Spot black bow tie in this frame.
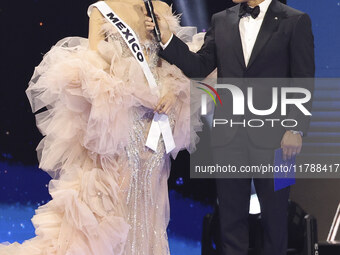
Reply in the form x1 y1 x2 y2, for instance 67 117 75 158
239 3 260 19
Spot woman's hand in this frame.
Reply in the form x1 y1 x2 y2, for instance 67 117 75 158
144 8 172 45
154 91 177 115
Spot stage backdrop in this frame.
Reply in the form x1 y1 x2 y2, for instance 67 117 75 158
287 0 340 242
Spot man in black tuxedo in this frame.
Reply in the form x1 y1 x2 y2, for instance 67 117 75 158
146 0 314 254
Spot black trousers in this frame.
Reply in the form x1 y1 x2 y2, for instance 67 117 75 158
213 127 290 255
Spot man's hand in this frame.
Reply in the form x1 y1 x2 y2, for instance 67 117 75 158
281 131 303 161
154 91 177 115
144 8 172 44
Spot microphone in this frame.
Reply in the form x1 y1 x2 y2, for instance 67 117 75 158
144 0 162 43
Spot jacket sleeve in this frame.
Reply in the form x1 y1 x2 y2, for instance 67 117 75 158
289 13 315 78
287 13 315 135
158 15 217 79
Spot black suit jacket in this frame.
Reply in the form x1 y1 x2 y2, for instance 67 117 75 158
159 0 315 148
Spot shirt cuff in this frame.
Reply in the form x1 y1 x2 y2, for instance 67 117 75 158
160 34 174 49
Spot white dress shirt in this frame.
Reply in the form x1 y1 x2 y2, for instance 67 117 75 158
239 0 272 67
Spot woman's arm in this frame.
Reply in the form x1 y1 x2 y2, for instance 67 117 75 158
88 7 105 51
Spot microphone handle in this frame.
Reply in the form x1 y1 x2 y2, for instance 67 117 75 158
144 0 162 42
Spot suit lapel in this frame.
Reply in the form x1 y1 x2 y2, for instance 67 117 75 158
229 5 247 70
247 0 282 69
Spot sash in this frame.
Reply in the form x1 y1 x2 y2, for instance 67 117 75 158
88 2 175 154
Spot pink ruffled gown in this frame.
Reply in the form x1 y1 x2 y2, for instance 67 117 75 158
0 3 206 255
